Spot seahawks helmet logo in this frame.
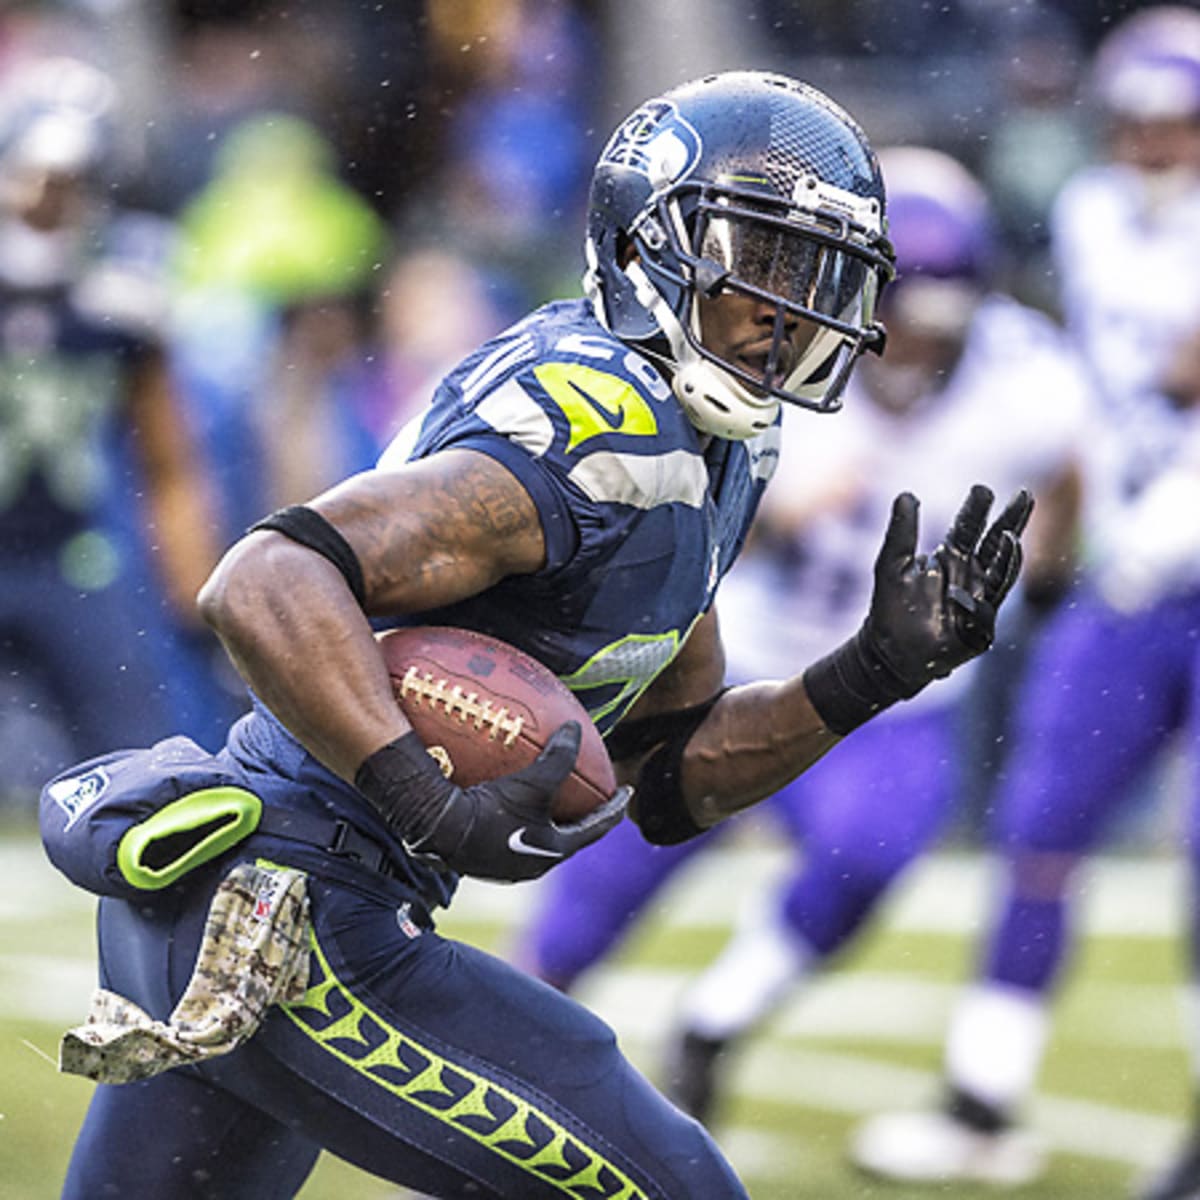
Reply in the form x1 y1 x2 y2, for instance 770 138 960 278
599 99 701 188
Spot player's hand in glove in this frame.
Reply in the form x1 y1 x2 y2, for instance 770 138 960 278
804 484 1034 735
355 722 629 882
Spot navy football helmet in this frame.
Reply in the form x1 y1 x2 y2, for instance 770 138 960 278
584 70 895 439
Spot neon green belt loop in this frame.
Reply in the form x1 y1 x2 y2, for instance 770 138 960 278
116 787 263 891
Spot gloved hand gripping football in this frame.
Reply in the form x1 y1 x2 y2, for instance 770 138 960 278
804 484 1034 735
355 722 629 882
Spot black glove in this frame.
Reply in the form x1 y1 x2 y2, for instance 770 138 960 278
354 722 630 882
804 484 1034 735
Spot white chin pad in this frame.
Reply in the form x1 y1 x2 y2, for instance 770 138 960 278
673 359 779 440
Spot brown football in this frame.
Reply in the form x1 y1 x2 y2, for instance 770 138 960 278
376 625 616 823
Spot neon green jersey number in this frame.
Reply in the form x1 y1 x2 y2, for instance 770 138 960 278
560 629 685 729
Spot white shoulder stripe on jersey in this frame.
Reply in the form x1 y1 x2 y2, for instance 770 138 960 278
376 411 427 468
461 333 537 406
474 377 556 455
570 449 708 510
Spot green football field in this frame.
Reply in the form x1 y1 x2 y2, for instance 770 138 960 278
2 813 1192 1199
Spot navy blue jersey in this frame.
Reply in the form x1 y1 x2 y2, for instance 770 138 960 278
384 298 781 731
233 298 780 908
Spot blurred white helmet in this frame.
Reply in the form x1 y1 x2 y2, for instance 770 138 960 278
875 146 994 340
1092 6 1200 122
0 56 116 178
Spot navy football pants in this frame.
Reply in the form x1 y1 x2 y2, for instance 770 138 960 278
62 863 747 1199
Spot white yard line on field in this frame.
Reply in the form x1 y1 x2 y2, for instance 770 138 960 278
0 842 94 922
578 967 1187 1051
5 833 1185 938
715 1047 1182 1179
0 955 95 1023
446 843 1187 938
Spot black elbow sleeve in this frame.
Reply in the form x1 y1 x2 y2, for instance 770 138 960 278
629 737 706 845
617 689 727 846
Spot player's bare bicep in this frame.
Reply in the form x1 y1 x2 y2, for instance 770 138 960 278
311 450 547 613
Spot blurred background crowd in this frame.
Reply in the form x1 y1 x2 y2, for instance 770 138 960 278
0 0 1179 807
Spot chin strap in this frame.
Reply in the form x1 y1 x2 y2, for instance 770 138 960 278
623 261 778 440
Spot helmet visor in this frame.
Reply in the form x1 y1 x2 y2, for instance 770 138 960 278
698 208 879 328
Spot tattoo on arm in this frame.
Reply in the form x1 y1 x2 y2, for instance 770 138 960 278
315 450 547 614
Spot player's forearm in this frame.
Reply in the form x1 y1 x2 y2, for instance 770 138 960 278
198 533 411 780
680 677 839 827
200 451 549 784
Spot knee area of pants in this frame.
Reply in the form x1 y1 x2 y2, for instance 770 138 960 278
800 844 913 898
653 1123 746 1197
1006 850 1079 901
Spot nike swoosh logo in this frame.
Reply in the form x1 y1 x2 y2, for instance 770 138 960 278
567 379 626 429
507 828 564 858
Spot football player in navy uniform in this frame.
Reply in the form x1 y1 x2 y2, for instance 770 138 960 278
42 72 1030 1199
852 10 1200 1195
512 145 1086 1127
0 56 221 797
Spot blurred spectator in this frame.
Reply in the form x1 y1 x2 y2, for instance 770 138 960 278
134 3 294 214
400 0 600 306
851 9 1200 1195
175 112 388 304
979 5 1092 311
358 245 521 445
253 295 381 510
250 244 519 509
169 110 390 530
116 2 430 221
0 53 224 804
511 147 1086 1132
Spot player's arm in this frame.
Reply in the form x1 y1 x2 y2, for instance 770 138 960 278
610 605 840 839
200 449 542 776
199 448 627 881
617 486 1034 844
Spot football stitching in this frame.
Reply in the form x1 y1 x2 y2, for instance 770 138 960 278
399 667 526 746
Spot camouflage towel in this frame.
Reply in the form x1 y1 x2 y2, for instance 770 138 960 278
59 862 310 1084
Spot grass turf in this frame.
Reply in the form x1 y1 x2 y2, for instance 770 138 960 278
1 821 1189 1199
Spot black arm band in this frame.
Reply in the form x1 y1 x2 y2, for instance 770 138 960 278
250 505 367 607
802 627 916 737
620 690 727 846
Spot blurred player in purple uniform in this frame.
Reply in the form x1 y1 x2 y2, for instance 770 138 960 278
853 9 1200 1194
515 146 1085 1125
